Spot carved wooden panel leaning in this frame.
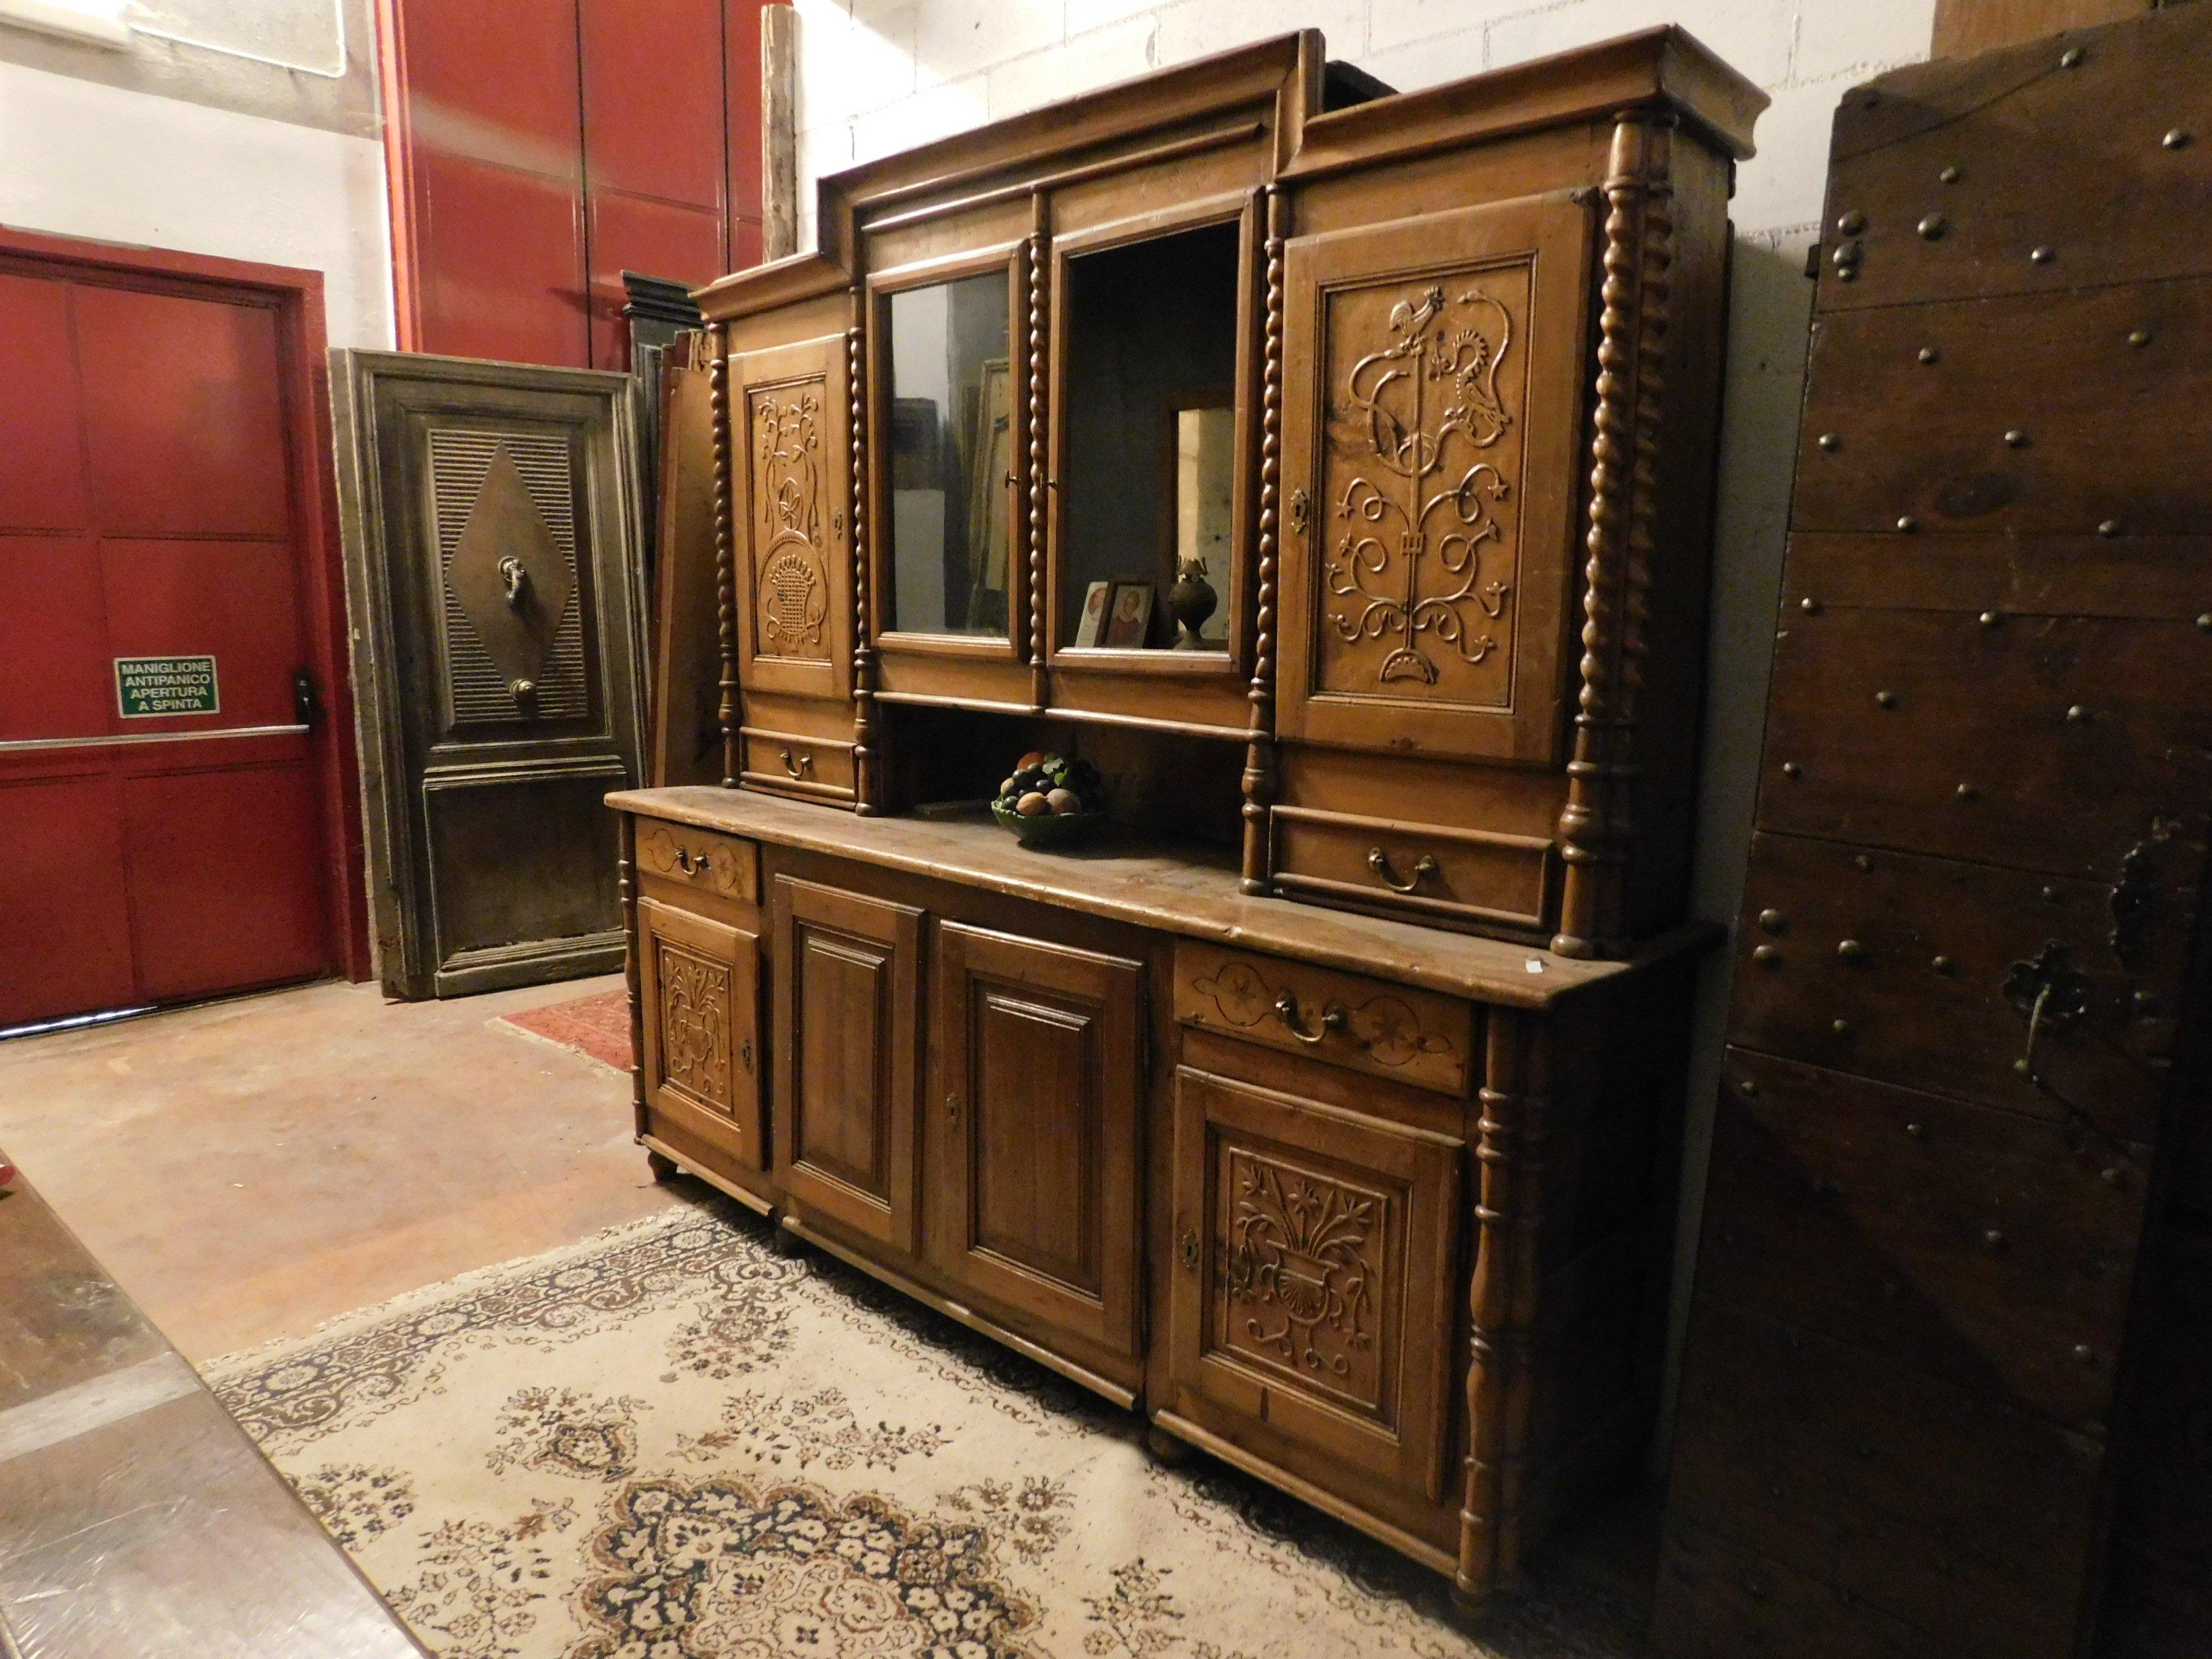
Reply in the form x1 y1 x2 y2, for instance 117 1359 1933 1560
927 921 1145 1360
1168 1065 1462 1504
1277 192 1593 765
769 874 921 1251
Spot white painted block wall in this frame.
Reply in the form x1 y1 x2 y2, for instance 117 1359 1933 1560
789 0 1940 1446
0 58 393 349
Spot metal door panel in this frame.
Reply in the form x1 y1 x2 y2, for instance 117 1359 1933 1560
0 272 89 530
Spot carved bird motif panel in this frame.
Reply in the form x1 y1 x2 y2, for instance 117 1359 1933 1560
1311 262 1534 708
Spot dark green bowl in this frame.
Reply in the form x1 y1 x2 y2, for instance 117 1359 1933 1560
991 798 1106 849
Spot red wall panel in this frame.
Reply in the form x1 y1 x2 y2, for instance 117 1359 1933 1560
0 773 136 1025
581 0 726 209
586 190 726 367
0 534 110 742
77 286 290 538
415 151 590 367
384 0 765 368
0 274 89 531
123 762 329 1002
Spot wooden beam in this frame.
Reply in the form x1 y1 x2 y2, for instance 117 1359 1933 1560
762 3 798 259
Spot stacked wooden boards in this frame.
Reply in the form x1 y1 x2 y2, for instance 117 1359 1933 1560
1654 9 2212 1656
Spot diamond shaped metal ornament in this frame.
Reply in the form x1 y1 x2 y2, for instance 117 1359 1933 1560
448 442 575 704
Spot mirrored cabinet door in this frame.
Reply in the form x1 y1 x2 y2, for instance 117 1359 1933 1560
876 264 1019 644
1050 213 1248 663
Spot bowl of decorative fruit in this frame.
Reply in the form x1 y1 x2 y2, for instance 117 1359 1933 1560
991 752 1107 848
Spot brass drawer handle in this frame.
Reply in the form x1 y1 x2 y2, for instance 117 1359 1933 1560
674 847 710 876
779 747 814 779
1273 990 1347 1044
1180 1229 1200 1272
1368 847 1439 895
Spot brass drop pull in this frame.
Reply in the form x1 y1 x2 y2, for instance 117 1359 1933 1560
674 847 710 876
1179 1229 1200 1272
779 747 814 779
1368 848 1439 894
498 556 529 608
1273 989 1347 1044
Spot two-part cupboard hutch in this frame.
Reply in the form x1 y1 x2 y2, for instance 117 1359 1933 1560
613 25 1762 1607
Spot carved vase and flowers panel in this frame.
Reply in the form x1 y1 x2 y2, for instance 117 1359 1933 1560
1277 194 1593 764
657 938 735 1113
1315 269 1532 706
1214 1148 1394 1418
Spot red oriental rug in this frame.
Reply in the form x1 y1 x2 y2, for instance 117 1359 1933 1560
492 986 632 1073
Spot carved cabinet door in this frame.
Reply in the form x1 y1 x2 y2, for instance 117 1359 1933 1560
1168 1066 1463 1501
729 334 855 702
1275 193 1594 764
770 875 921 1252
637 897 762 1168
925 922 1144 1361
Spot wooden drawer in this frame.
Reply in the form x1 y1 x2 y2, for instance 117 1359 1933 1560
1166 1066 1463 1505
635 818 759 903
1270 804 1554 934
739 726 856 803
1702 1049 2146 1432
1731 830 2186 1146
1174 941 1475 1096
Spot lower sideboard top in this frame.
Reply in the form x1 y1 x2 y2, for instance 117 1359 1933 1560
609 785 1716 1009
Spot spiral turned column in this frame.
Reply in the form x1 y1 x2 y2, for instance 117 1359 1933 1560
1026 192 1050 710
1553 115 1673 959
1240 186 1287 895
848 313 880 813
709 327 739 789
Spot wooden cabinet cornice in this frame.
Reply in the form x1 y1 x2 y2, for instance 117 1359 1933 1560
635 22 1759 1612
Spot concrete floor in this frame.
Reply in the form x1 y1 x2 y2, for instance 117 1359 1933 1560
0 974 684 1365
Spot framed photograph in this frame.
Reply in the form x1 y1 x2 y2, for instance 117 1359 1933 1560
1072 579 1113 648
1103 580 1155 649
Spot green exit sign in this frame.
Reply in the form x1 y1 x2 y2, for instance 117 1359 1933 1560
115 655 220 718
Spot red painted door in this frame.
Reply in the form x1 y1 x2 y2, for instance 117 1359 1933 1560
0 266 335 1029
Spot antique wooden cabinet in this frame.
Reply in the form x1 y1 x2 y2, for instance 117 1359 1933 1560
1653 10 2212 1658
619 26 1762 1603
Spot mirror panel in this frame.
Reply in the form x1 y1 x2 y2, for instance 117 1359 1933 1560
884 268 1014 638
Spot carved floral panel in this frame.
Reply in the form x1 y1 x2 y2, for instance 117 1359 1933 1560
1309 261 1534 708
1210 1145 1397 1422
747 377 833 663
656 937 733 1113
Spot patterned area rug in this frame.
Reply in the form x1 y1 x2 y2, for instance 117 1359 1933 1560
206 1200 1643 1659
493 989 632 1073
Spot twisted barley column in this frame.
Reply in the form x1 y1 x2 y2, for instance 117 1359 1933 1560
848 316 880 813
709 328 739 788
1458 1010 1553 1609
1240 187 1286 895
1553 115 1673 958
1027 194 1050 709
619 814 647 1137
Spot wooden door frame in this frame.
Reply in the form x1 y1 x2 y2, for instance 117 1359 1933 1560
0 226 373 983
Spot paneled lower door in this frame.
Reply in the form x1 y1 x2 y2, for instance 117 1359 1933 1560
331 351 645 998
926 921 1143 1359
770 875 922 1251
